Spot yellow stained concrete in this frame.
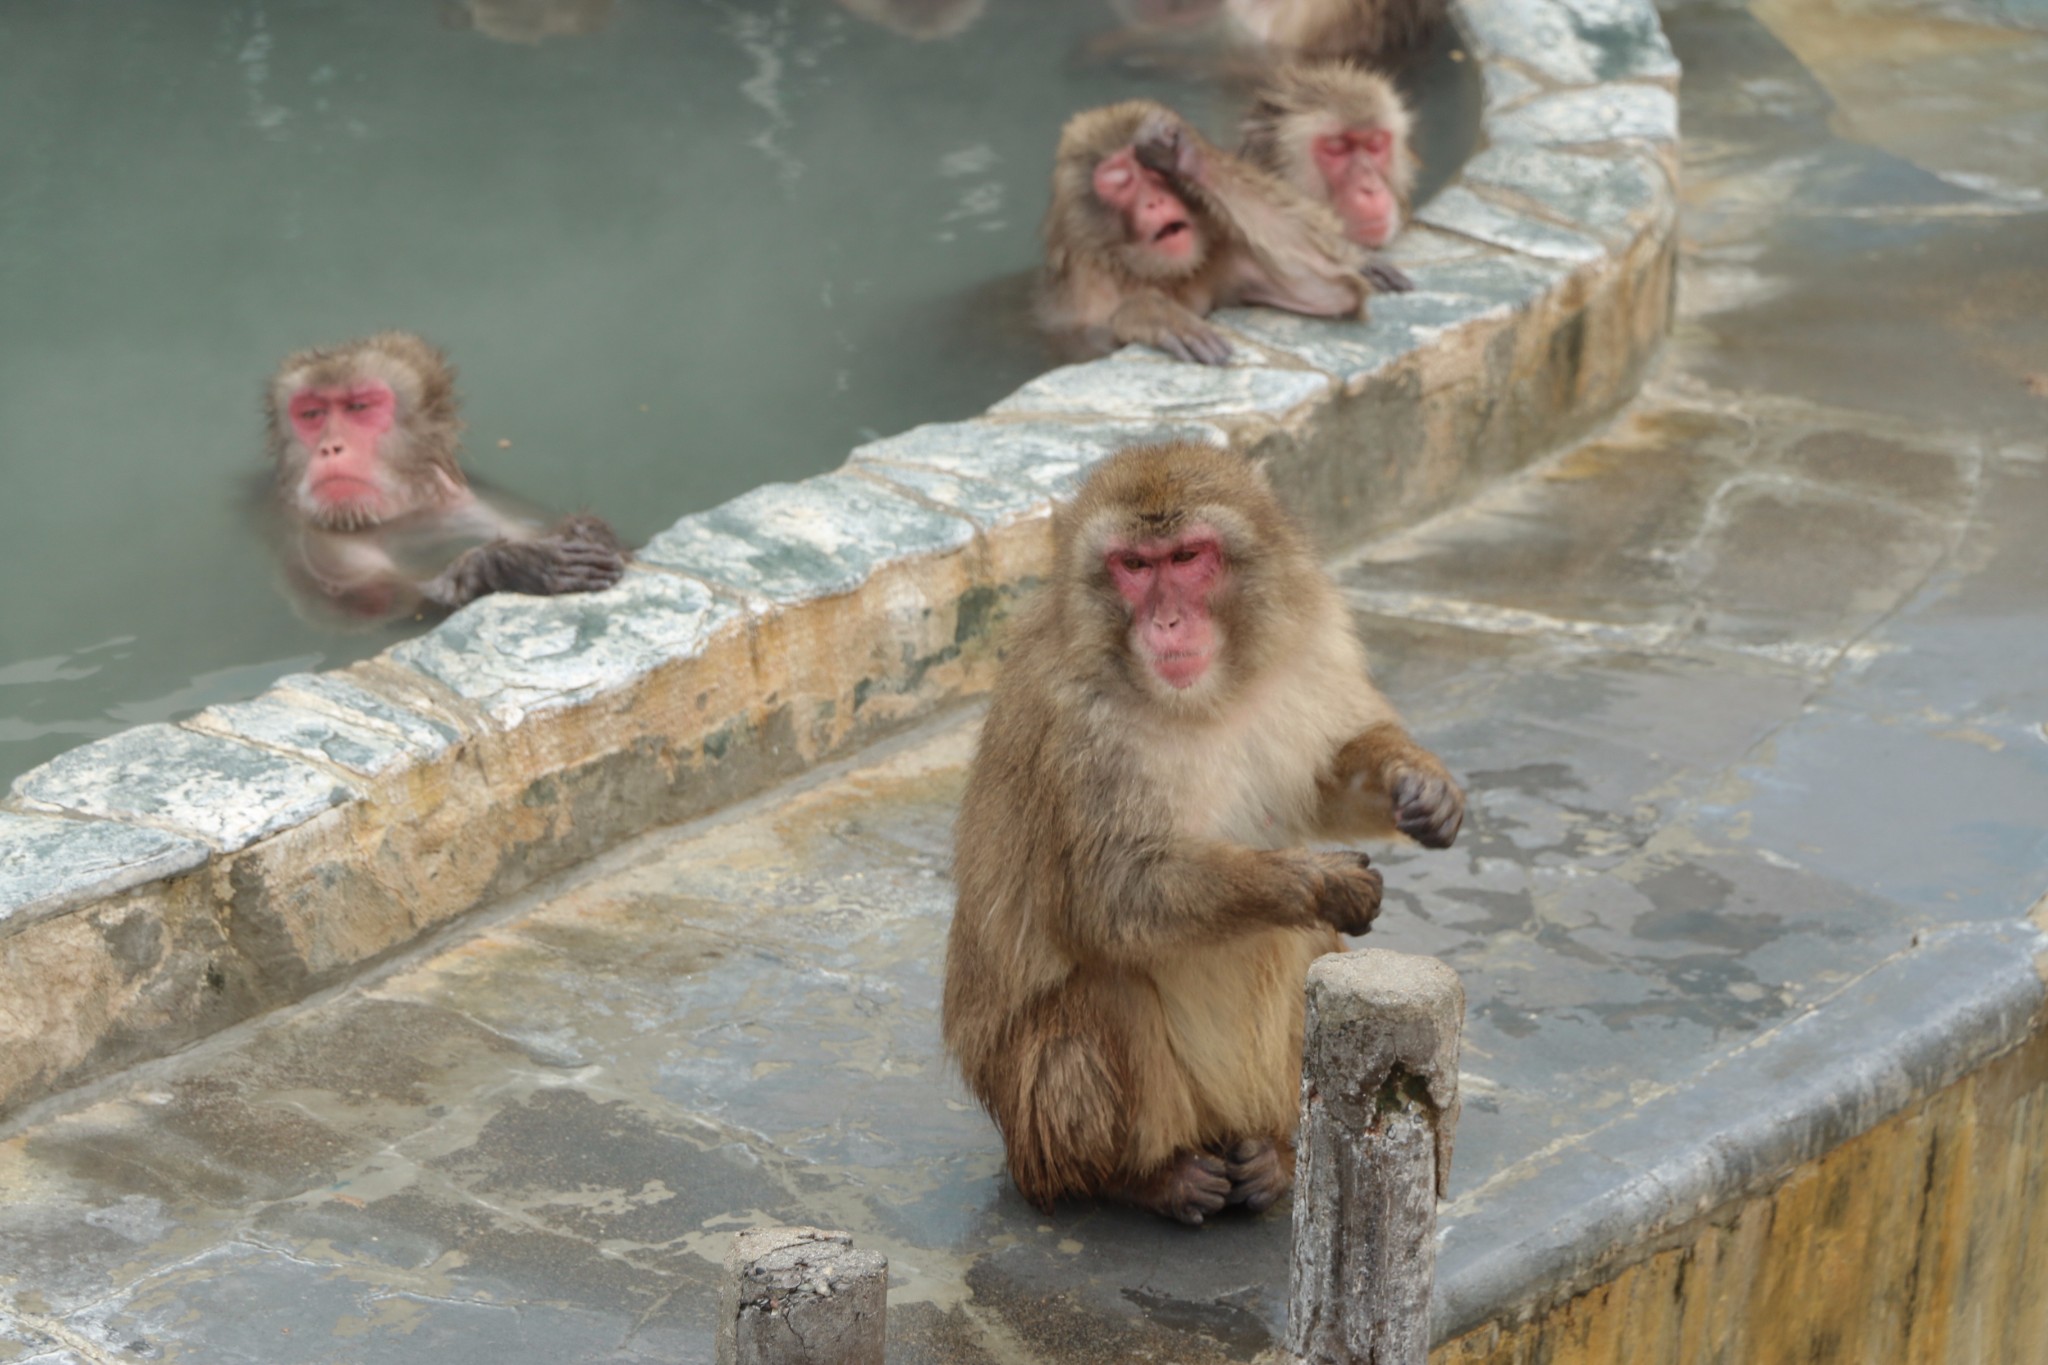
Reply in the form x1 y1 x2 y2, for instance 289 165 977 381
1436 1023 2048 1365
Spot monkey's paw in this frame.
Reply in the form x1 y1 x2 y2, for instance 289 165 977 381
1308 851 1382 935
1132 112 1200 182
536 536 628 594
1362 261 1416 294
1391 768 1465 849
1222 1139 1292 1214
1130 1151 1232 1227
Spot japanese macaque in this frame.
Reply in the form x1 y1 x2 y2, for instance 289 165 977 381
264 332 626 625
1039 102 1381 366
1241 62 1417 269
833 0 986 40
942 442 1464 1224
440 0 614 43
1087 0 1447 71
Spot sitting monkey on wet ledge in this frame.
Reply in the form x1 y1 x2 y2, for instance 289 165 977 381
262 331 627 626
943 442 1464 1224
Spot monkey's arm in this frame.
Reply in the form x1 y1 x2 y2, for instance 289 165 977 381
1059 827 1384 960
1133 111 1369 318
1319 721 1465 848
1107 290 1235 366
424 514 628 608
1043 259 1234 365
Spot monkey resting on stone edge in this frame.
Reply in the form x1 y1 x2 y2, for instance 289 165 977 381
942 442 1465 1225
1037 100 1404 368
1241 60 1418 284
264 331 627 626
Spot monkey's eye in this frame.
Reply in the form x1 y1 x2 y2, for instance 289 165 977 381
296 408 323 422
1169 547 1199 564
1120 555 1148 573
344 400 369 412
1316 134 1349 158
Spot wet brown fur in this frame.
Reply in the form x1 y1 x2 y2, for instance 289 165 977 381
942 442 1464 1220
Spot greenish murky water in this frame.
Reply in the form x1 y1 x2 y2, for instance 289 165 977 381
0 0 1478 786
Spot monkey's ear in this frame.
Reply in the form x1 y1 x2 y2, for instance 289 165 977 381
1246 456 1277 490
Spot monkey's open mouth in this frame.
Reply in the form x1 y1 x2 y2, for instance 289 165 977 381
1153 220 1191 244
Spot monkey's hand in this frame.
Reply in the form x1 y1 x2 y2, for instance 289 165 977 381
1304 850 1383 935
1389 763 1465 849
547 512 630 557
1109 292 1234 366
432 531 627 606
1362 261 1416 294
1132 109 1203 186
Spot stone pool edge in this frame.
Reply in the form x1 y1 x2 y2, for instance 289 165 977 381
0 0 1680 1136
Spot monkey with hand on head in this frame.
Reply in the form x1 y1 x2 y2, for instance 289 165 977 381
1241 61 1418 289
1038 101 1385 367
942 442 1464 1225
264 331 626 626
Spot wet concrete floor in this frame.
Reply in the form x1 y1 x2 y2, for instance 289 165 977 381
3 1 2047 1360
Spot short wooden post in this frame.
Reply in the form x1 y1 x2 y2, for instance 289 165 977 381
716 1226 887 1365
1288 949 1464 1365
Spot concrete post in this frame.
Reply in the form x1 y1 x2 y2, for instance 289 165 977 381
716 1226 888 1365
1288 949 1465 1365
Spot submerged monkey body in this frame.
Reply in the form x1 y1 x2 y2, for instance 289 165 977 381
944 443 1462 1222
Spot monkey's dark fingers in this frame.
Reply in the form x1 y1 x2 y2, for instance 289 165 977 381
1188 328 1234 366
1392 772 1465 849
1363 262 1416 294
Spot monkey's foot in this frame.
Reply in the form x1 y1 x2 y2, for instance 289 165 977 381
1121 1151 1230 1226
1221 1138 1292 1214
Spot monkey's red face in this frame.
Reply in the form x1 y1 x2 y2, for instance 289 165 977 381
1107 532 1224 691
1313 129 1401 249
1094 149 1200 265
288 381 400 526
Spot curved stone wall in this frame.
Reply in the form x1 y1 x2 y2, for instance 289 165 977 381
0 0 1680 1119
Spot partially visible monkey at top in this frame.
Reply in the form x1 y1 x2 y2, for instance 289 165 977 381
1038 101 1398 366
943 442 1465 1225
441 0 614 44
263 331 627 626
1241 61 1418 259
1089 0 1447 70
833 0 987 40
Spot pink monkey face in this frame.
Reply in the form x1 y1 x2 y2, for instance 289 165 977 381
289 381 398 521
1107 532 1225 691
1093 148 1200 263
1313 129 1401 249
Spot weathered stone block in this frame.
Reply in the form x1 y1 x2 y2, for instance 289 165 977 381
1419 186 1610 263
990 351 1332 421
0 812 209 939
190 691 439 779
11 726 358 852
640 474 975 606
390 569 740 730
1218 292 1508 389
1463 145 1668 245
1403 253 1575 300
1488 84 1681 147
1458 0 1679 87
848 416 1232 530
